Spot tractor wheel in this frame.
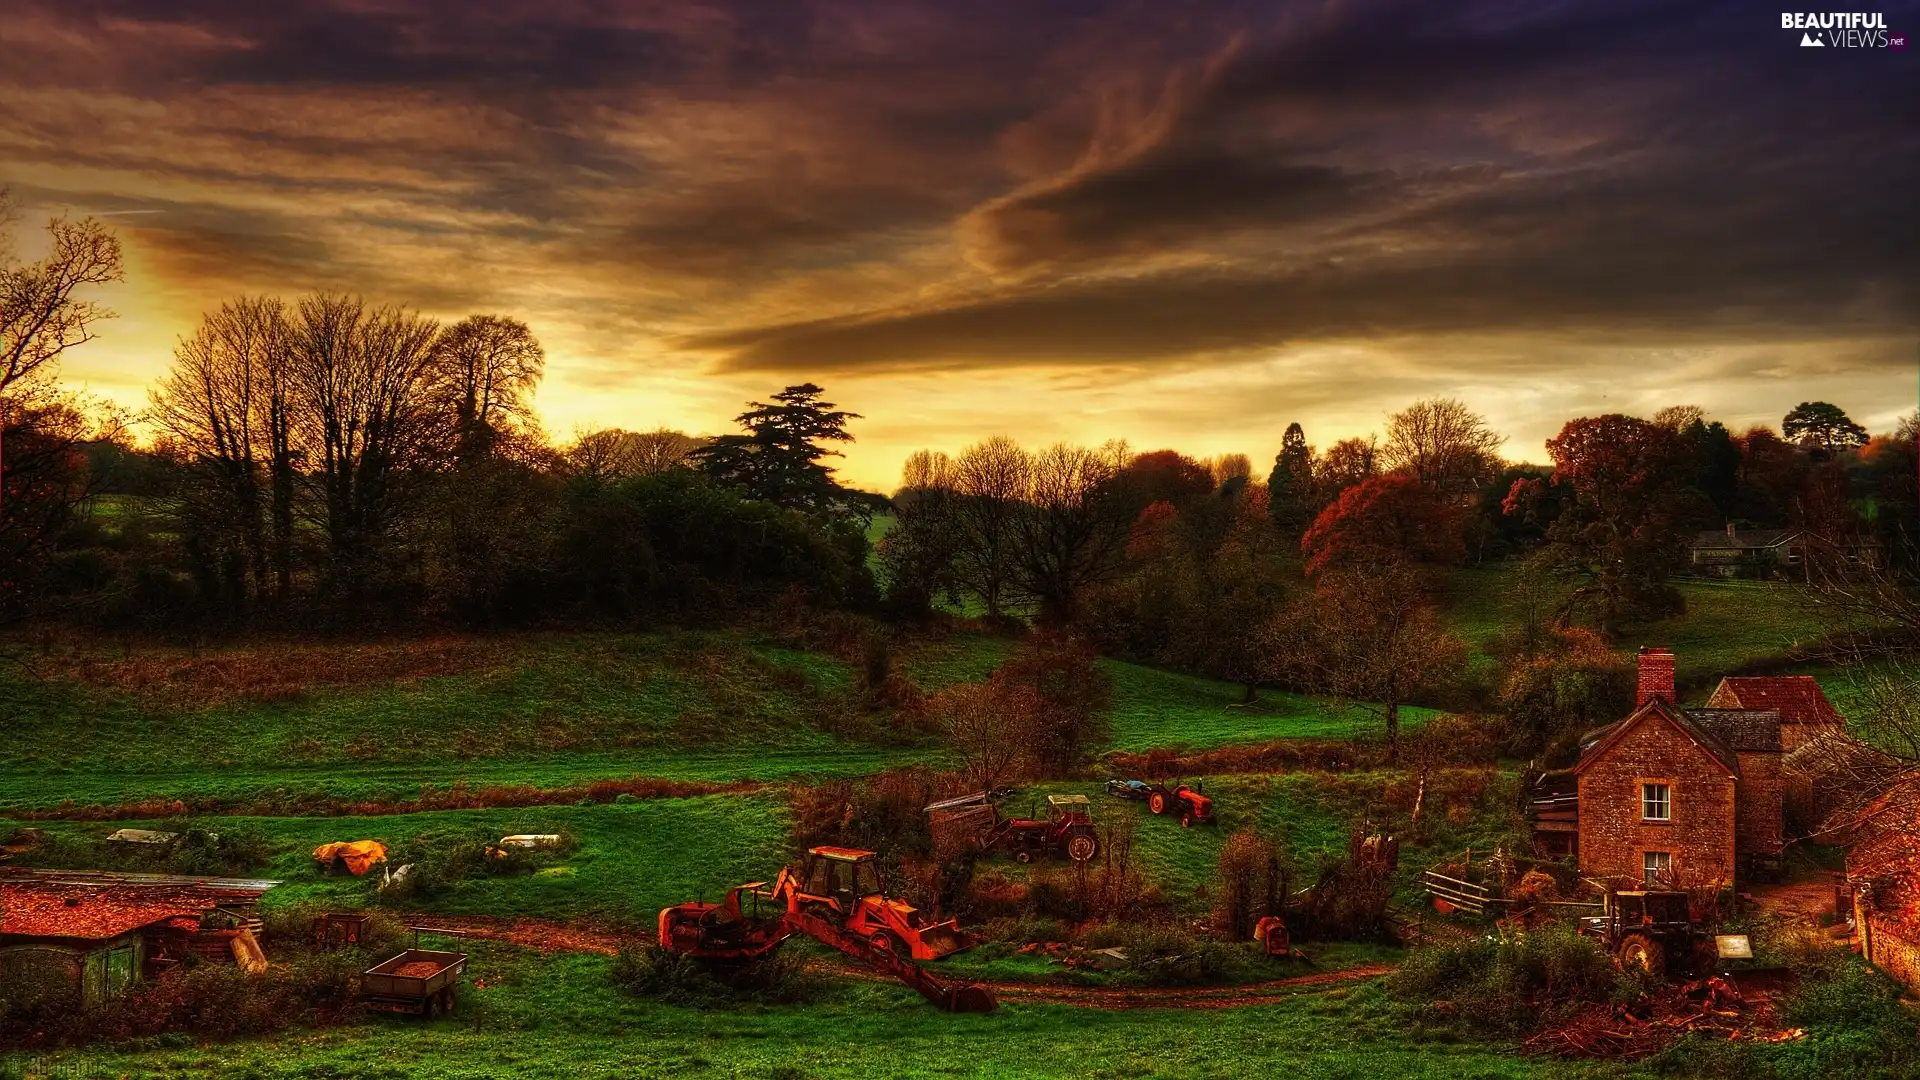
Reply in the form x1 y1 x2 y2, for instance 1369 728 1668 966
1180 813 1193 829
1148 792 1167 815
440 989 456 1017
869 930 908 960
1014 850 1032 864
1617 933 1667 978
1066 834 1097 862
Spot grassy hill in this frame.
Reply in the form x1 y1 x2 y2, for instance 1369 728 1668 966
1439 566 1834 691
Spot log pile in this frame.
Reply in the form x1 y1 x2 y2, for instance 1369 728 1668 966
1523 976 1806 1059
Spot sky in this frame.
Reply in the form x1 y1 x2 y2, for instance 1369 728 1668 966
2 0 1915 492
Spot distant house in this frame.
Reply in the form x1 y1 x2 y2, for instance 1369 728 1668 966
1689 524 1883 579
1689 525 1803 578
1528 649 1844 889
0 870 278 1008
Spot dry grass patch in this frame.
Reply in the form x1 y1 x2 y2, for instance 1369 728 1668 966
44 637 514 708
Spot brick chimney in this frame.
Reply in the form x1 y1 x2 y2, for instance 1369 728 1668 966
1637 647 1675 707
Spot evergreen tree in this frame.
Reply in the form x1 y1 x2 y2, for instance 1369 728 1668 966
1783 401 1869 458
694 383 864 514
1267 422 1315 538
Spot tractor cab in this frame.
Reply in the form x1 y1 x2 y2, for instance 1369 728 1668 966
1047 794 1093 826
789 846 884 919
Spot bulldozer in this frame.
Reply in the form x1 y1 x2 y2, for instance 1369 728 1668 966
658 847 995 1012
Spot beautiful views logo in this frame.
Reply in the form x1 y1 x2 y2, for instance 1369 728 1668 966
1781 11 1906 47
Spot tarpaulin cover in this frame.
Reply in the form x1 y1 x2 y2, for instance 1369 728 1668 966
313 841 388 876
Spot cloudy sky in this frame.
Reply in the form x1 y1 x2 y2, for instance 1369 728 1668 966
3 0 1915 490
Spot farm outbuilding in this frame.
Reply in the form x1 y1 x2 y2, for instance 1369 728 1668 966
0 869 279 1008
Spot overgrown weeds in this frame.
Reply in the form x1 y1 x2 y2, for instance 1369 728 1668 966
1387 925 1620 1036
608 943 827 1007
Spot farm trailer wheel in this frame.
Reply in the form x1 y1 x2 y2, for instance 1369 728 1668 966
1617 933 1667 978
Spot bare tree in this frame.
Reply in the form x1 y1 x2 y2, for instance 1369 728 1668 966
149 297 293 602
1317 436 1381 499
564 427 702 480
0 196 123 396
1270 560 1468 757
1380 398 1503 498
429 314 544 462
1011 440 1134 625
287 294 445 594
1210 453 1253 487
932 681 1029 791
951 435 1029 619
1652 404 1705 432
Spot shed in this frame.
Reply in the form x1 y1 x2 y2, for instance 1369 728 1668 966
0 869 279 1007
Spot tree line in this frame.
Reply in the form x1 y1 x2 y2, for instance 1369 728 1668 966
4 200 1916 746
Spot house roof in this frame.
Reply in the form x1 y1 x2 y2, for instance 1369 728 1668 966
1690 529 1799 551
1575 701 1741 777
0 882 216 941
1709 676 1843 726
1686 709 1785 752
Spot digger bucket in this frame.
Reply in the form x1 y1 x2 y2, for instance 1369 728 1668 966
911 919 974 961
944 982 998 1013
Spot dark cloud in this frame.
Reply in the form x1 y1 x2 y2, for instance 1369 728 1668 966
3 0 1914 426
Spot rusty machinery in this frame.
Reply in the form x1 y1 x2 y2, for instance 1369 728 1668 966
659 847 996 1012
1578 889 1703 978
1104 778 1216 827
926 791 1100 864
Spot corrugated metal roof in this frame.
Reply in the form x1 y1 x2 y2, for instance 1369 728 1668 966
0 868 281 895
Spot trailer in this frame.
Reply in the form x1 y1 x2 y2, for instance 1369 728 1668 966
360 948 468 1017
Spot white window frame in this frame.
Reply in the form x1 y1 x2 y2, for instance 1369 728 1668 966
1643 851 1671 884
1641 782 1671 822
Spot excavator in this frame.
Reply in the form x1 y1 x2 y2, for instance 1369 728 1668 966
659 846 997 1012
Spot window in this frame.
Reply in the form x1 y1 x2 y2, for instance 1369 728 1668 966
1642 782 1671 821
1643 851 1672 884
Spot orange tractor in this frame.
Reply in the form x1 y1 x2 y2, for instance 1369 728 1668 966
658 846 995 1012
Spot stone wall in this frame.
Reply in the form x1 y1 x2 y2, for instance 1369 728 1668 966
1733 750 1785 861
1578 714 1736 888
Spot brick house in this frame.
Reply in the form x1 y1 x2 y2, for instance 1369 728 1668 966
1531 648 1810 890
1706 674 1846 830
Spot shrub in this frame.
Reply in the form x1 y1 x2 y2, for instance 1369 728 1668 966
991 634 1111 776
609 943 825 1007
1389 925 1617 1035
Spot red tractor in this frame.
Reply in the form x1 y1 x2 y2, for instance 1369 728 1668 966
925 792 1100 863
1105 778 1215 827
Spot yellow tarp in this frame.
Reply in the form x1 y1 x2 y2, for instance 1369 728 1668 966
313 840 388 876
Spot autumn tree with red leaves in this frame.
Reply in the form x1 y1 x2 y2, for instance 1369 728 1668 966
1300 472 1466 576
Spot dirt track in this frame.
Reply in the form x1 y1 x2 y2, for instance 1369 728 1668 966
399 914 1395 1009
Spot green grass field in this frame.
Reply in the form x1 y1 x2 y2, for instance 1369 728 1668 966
32 941 1626 1080
1439 566 1834 690
0 568 1876 1079
3 795 791 929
